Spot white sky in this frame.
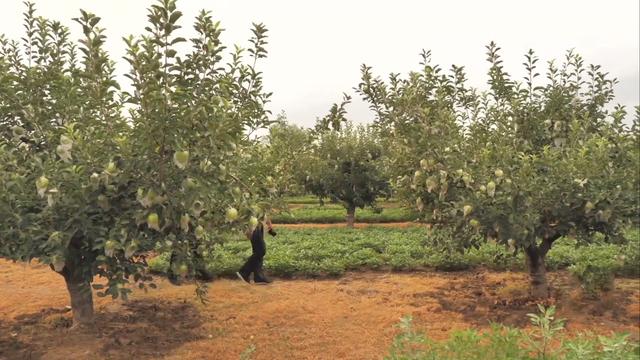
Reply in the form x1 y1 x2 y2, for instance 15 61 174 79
3 1 639 127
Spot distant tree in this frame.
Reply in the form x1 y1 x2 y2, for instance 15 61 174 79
262 118 314 196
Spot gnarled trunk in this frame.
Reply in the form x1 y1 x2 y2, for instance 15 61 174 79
346 205 355 228
63 270 95 327
525 234 561 298
526 247 549 298
57 233 96 328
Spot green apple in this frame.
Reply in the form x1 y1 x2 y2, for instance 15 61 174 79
178 264 189 276
11 126 25 137
104 239 118 257
225 207 239 221
584 201 595 214
147 212 160 230
195 225 205 239
105 161 117 175
173 151 189 169
183 178 197 190
105 240 117 250
463 205 473 217
60 135 73 147
36 176 49 197
487 181 496 197
249 216 258 229
191 200 204 217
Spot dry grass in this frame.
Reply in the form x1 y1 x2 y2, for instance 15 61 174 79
1 260 638 359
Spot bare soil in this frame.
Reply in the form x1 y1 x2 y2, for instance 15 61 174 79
1 259 638 360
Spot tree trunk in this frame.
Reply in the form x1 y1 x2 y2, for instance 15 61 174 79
525 246 549 298
346 206 355 228
54 233 96 328
63 270 95 328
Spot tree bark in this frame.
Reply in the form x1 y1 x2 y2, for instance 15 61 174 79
525 245 549 298
346 205 355 228
53 233 96 328
63 269 95 328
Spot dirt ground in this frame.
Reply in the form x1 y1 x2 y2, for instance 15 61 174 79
1 259 638 360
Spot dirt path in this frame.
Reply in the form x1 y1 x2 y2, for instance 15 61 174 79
1 260 638 360
275 222 423 229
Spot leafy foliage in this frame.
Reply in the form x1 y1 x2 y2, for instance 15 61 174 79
305 110 390 225
569 249 619 296
0 0 274 323
272 202 418 223
385 305 639 359
260 119 315 196
148 227 637 279
358 44 639 295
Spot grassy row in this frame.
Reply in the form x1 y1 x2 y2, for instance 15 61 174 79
273 204 419 223
149 227 639 279
283 195 323 204
284 195 404 206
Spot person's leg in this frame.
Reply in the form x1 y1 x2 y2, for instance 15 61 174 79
252 235 270 284
167 251 181 285
253 256 271 284
237 254 257 283
238 225 267 283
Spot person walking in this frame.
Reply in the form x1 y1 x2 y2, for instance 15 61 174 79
236 216 276 284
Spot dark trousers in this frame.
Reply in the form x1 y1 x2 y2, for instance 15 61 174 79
239 225 267 279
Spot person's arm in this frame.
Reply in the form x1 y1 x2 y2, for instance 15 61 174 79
265 218 276 236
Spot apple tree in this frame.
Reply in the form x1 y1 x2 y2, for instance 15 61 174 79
358 45 639 297
304 96 390 227
0 0 273 326
261 119 315 196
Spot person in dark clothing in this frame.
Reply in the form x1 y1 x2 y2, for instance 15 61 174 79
236 217 276 284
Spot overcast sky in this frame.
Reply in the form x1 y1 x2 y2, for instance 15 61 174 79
3 1 639 127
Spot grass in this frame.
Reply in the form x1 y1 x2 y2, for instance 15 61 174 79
284 195 323 205
386 306 639 359
273 202 419 223
284 195 403 205
149 227 640 280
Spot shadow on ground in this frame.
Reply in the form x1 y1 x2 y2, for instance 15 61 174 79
411 271 638 331
0 299 205 360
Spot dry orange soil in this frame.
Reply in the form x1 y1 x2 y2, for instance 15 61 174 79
1 259 638 360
